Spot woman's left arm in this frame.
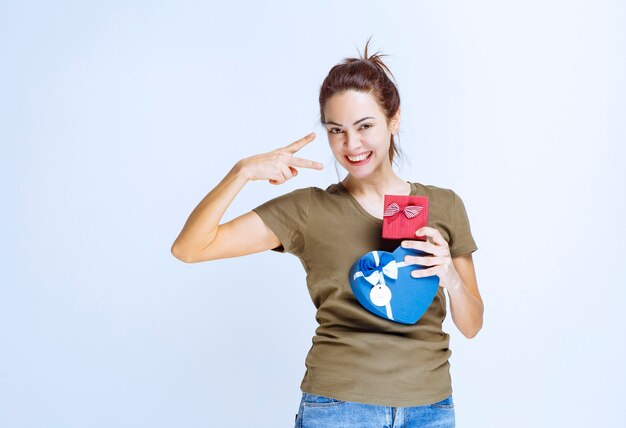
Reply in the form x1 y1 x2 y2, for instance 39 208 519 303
447 253 483 338
401 226 483 339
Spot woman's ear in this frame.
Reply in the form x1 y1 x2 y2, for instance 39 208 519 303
389 107 401 134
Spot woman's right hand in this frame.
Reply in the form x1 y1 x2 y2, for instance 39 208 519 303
238 132 324 185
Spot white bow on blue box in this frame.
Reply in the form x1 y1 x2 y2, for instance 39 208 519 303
348 246 440 325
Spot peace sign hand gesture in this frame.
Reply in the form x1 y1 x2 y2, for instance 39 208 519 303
239 132 324 185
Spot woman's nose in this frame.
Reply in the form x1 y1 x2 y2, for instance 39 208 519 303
343 130 361 150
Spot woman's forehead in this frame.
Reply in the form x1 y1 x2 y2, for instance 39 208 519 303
324 90 383 123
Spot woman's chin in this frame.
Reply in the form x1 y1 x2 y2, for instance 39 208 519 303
344 167 377 181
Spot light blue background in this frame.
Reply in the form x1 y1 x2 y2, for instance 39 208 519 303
2 1 624 427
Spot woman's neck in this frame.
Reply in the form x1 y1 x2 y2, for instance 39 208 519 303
342 173 410 199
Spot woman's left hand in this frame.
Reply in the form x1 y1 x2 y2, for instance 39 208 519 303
400 226 460 291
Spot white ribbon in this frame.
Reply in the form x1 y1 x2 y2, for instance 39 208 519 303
352 251 410 321
363 258 398 286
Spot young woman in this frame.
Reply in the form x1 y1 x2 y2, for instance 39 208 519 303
172 39 482 428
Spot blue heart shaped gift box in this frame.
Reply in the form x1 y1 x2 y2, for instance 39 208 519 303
349 246 440 325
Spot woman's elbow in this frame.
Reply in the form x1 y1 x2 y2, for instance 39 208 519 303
171 242 197 263
462 322 483 339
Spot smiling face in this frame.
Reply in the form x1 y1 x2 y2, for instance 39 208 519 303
323 89 400 180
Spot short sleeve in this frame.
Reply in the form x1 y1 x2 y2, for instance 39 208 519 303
448 190 478 257
251 187 312 256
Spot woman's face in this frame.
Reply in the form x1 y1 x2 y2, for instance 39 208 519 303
323 89 399 180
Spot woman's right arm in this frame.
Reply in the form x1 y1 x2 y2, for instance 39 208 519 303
170 132 323 263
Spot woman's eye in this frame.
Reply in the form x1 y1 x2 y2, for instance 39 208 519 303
328 124 371 134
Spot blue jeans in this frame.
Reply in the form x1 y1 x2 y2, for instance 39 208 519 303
294 392 455 428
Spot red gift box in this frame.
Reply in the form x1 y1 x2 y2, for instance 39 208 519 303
382 194 429 240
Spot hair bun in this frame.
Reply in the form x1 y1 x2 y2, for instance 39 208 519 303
360 36 397 82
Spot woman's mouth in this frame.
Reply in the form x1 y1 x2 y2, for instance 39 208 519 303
346 151 373 165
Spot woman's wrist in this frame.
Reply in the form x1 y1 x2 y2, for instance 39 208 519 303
232 159 252 182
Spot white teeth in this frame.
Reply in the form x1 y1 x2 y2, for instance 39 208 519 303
347 151 372 162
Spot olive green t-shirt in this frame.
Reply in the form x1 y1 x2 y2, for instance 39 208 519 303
252 181 478 406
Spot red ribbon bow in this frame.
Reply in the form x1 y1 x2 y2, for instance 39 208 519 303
383 202 423 219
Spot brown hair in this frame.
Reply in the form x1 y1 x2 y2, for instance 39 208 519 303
319 35 403 168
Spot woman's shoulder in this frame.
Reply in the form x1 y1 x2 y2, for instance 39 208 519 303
412 181 457 199
293 182 345 197
258 184 338 206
